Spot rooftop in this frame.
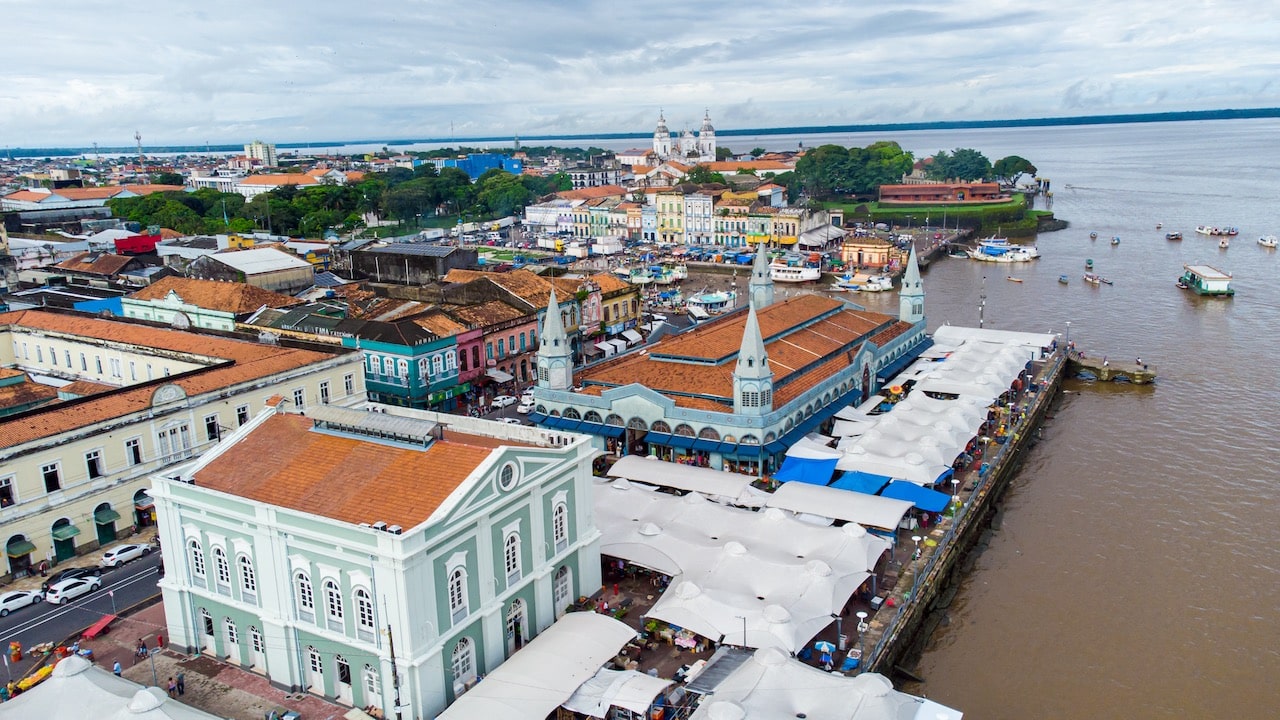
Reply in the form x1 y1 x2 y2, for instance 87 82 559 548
127 276 304 314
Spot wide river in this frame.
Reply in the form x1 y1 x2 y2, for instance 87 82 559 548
756 119 1280 719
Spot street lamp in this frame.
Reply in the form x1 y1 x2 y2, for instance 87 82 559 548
736 614 748 648
831 612 843 651
855 611 869 673
951 477 960 506
911 535 923 594
1065 321 1071 350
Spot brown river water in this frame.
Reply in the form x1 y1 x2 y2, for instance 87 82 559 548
832 119 1280 718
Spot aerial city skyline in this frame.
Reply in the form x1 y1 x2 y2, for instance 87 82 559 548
2 1 1276 146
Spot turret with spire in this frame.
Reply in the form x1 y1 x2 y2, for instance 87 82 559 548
536 288 573 390
748 238 774 309
899 245 925 324
653 110 672 159
732 303 774 416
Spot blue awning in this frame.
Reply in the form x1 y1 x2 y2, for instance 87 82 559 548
690 438 721 453
830 470 892 496
645 431 674 446
578 421 605 435
876 336 933 383
774 456 839 486
732 443 763 458
528 412 548 424
667 435 698 450
879 480 951 513
601 424 626 438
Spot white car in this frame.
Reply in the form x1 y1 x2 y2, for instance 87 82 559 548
0 589 43 616
491 395 517 408
45 577 100 605
516 400 535 414
497 418 522 425
520 387 535 399
100 543 151 568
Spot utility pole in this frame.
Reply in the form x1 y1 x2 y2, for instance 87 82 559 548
979 276 987 328
386 622 403 720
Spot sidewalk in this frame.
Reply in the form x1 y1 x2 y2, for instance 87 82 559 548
81 602 349 720
2 526 160 595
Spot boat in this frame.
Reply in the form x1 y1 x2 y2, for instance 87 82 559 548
1165 232 1182 240
1089 232 1098 239
685 288 738 316
628 268 655 285
1156 222 1163 229
1196 225 1239 237
1085 259 1094 269
1111 236 1121 245
1058 275 1069 284
835 274 893 292
1099 277 1114 285
1218 238 1230 249
1259 235 1278 248
967 237 1040 263
1006 276 1023 283
1083 273 1101 285
769 262 821 283
1177 264 1234 296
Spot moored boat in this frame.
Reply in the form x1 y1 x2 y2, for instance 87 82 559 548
685 288 738 317
769 262 821 283
1111 236 1121 245
835 273 893 292
1085 258 1094 269
967 236 1040 263
1165 231 1182 240
1058 275 1069 284
1089 231 1098 239
1259 235 1278 248
1178 264 1234 296
1006 276 1023 283
1218 238 1230 249
1196 225 1239 237
1083 272 1101 285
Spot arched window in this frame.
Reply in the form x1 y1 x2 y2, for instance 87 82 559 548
238 555 257 603
698 427 720 440
433 356 444 375
553 566 572 619
354 588 376 641
503 532 521 584
451 637 475 687
324 579 344 631
213 546 231 594
447 352 457 369
397 359 408 377
448 567 468 624
649 420 670 434
583 410 603 423
188 539 205 580
674 423 695 437
364 664 379 699
367 355 378 372
553 502 569 553
382 357 394 375
307 646 323 688
296 572 315 621
224 617 238 646
563 407 581 420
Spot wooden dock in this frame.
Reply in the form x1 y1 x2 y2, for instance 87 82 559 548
1067 350 1157 384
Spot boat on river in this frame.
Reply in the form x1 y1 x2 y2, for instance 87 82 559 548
1177 264 1234 296
1196 225 1239 237
1166 232 1182 240
1259 235 1277 248
1111 236 1121 245
1089 231 1098 239
685 288 737 318
1007 276 1023 283
1218 238 1230 249
769 262 821 283
1058 275 1069 284
1085 259 1094 270
835 274 893 292
968 237 1040 263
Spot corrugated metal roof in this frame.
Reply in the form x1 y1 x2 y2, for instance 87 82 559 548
307 405 438 446
209 247 313 273
363 244 458 258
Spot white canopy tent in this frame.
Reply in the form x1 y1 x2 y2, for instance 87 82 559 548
765 480 914 531
0 655 225 719
562 669 673 718
835 443 953 487
437 613 637 720
687 647 963 720
622 329 644 344
605 457 761 506
596 483 889 653
485 368 515 383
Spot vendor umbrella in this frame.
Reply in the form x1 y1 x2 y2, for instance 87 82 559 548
814 640 836 654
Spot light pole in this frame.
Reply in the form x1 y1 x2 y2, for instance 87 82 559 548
148 647 161 687
951 477 960 507
855 611 869 673
911 535 923 593
1065 321 1071 349
831 612 843 651
736 614 747 648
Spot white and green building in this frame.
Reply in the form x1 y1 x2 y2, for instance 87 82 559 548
152 403 601 718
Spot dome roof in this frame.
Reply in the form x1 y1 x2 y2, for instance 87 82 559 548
701 111 715 132
655 112 669 134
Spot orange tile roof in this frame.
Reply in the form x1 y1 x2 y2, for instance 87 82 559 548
3 190 51 202
345 171 366 182
0 373 59 412
123 185 187 196
192 413 516 528
588 273 631 294
0 310 346 446
54 252 136 276
703 160 793 172
556 185 627 201
446 300 527 327
240 174 319 186
156 228 185 239
58 379 118 397
128 277 304 314
53 187 126 200
412 309 467 336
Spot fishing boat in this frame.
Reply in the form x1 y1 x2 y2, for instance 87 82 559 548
1156 222 1163 229
1058 275 1069 284
1165 231 1182 240
835 274 893 292
685 288 738 317
769 262 821 283
1099 277 1114 285
1089 232 1098 239
1111 236 1121 245
628 268 655 285
1259 235 1277 248
1218 238 1230 249
1083 272 1101 285
1196 225 1239 237
1085 259 1094 269
1006 276 1024 283
967 236 1040 263
1177 265 1234 296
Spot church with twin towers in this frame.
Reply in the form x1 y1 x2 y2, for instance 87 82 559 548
652 109 717 163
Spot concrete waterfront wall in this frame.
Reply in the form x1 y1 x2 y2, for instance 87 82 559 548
862 349 1068 677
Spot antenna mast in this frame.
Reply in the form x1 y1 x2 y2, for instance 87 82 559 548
135 131 145 181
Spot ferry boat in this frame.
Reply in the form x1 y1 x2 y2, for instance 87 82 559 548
1177 264 1234 296
835 274 894 292
1165 231 1182 240
769 262 821 283
1259 235 1277 248
685 289 738 318
1195 225 1239 237
967 237 1040 263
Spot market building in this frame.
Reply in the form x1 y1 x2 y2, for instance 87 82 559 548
151 403 601 718
529 243 931 475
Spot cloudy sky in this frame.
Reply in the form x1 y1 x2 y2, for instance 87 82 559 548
2 0 1275 148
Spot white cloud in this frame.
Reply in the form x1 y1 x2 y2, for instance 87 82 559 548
0 0 1276 147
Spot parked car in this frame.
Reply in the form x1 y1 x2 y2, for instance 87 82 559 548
100 543 151 568
516 400 535 414
45 577 101 605
520 387 535 399
491 395 517 408
498 417 522 425
0 589 43 616
41 566 101 593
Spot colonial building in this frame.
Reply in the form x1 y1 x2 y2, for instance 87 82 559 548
652 110 716 164
529 243 931 474
878 181 1006 204
122 276 304 332
0 310 363 578
152 404 601 718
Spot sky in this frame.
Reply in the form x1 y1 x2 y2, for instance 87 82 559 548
2 0 1277 148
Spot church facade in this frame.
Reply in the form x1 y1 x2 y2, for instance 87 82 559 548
528 243 931 475
652 110 717 163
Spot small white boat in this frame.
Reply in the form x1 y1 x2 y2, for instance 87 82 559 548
1218 238 1230 249
834 274 893 292
1259 235 1278 248
769 262 821 283
1197 225 1239 237
968 237 1040 263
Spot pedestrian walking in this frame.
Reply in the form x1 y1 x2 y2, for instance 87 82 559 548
167 677 177 697
113 661 122 676
176 671 185 695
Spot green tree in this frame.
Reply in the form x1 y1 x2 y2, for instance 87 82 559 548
685 165 728 185
476 171 533 217
993 155 1038 184
794 144 856 199
150 171 184 186
750 147 767 158
716 147 733 161
926 148 992 182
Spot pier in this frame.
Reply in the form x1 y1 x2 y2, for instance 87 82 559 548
1067 350 1157 384
859 345 1069 678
